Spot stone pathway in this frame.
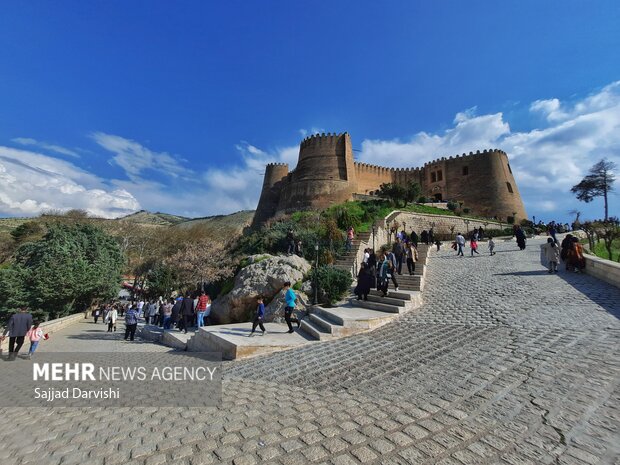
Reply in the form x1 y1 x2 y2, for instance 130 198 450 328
1 237 619 465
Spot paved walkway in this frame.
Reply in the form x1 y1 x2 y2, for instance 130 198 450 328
1 237 619 464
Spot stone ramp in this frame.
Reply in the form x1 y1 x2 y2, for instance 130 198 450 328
188 323 313 359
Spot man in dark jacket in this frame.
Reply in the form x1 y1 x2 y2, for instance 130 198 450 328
181 293 195 334
171 297 183 330
1 307 33 359
392 239 405 275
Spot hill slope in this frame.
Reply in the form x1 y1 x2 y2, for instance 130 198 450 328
118 210 189 226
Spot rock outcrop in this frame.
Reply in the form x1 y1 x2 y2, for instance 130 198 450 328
210 254 312 324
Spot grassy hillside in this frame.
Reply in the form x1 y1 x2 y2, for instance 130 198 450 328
175 210 254 236
119 210 189 226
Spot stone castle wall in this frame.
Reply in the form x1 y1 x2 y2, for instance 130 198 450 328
252 133 527 227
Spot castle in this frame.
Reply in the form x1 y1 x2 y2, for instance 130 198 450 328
253 132 527 226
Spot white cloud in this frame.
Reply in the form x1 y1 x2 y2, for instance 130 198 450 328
91 132 186 181
11 137 80 158
357 81 620 221
197 142 298 213
0 146 140 218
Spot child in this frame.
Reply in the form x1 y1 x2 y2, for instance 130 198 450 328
488 238 496 256
541 237 561 273
249 296 266 336
26 321 46 358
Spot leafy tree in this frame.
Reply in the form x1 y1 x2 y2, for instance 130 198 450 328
593 217 620 261
403 181 421 206
145 264 179 299
10 223 124 319
377 182 421 207
446 201 459 212
571 159 616 220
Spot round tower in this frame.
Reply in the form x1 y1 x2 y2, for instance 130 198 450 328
252 162 289 228
276 133 358 214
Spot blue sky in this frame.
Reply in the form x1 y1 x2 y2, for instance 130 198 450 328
0 1 619 222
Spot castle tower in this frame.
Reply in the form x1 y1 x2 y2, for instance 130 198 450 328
276 133 358 214
251 162 289 227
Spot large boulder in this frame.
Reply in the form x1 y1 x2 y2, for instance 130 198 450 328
210 254 312 324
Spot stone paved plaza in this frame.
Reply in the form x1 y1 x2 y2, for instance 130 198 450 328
1 237 619 465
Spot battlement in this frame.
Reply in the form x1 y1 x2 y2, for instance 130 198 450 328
300 132 349 149
252 132 526 228
422 148 506 167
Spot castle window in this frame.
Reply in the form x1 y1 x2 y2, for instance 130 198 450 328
431 172 437 183
462 166 469 176
437 170 443 181
506 182 514 193
507 163 512 174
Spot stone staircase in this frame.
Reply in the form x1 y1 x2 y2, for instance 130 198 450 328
299 289 422 341
333 231 372 272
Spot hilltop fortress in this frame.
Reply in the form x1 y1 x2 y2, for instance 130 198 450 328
253 132 527 226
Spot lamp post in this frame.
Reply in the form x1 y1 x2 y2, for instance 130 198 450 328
372 224 376 251
314 243 319 305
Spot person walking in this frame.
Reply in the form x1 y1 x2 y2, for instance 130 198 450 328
92 307 101 324
171 297 183 330
410 231 419 247
146 301 158 325
286 229 295 255
26 321 45 358
377 254 390 297
455 233 465 256
488 238 496 256
137 299 145 317
249 296 266 336
196 291 210 328
385 250 399 291
181 293 195 334
162 299 173 329
470 236 480 256
560 234 573 268
392 238 405 275
355 262 373 301
515 226 527 250
1 307 33 360
405 243 418 275
124 306 139 341
282 282 300 333
105 305 118 332
345 226 355 252
541 238 561 273
420 230 429 245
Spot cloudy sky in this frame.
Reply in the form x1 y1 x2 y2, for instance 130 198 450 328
0 1 618 222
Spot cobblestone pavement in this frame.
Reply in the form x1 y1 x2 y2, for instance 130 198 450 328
1 237 619 465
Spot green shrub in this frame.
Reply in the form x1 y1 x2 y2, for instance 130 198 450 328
447 201 458 211
417 196 428 203
310 265 352 306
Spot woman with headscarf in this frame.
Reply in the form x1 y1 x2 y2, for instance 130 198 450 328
566 237 586 273
515 226 527 250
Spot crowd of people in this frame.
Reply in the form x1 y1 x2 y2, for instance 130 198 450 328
354 227 426 300
91 290 213 341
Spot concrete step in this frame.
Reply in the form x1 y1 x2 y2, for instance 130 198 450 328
365 294 407 307
396 283 422 291
349 298 401 314
368 289 412 300
300 319 332 341
309 312 336 333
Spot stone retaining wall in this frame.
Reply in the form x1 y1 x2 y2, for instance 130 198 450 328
1 311 86 351
392 211 504 238
584 254 620 289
